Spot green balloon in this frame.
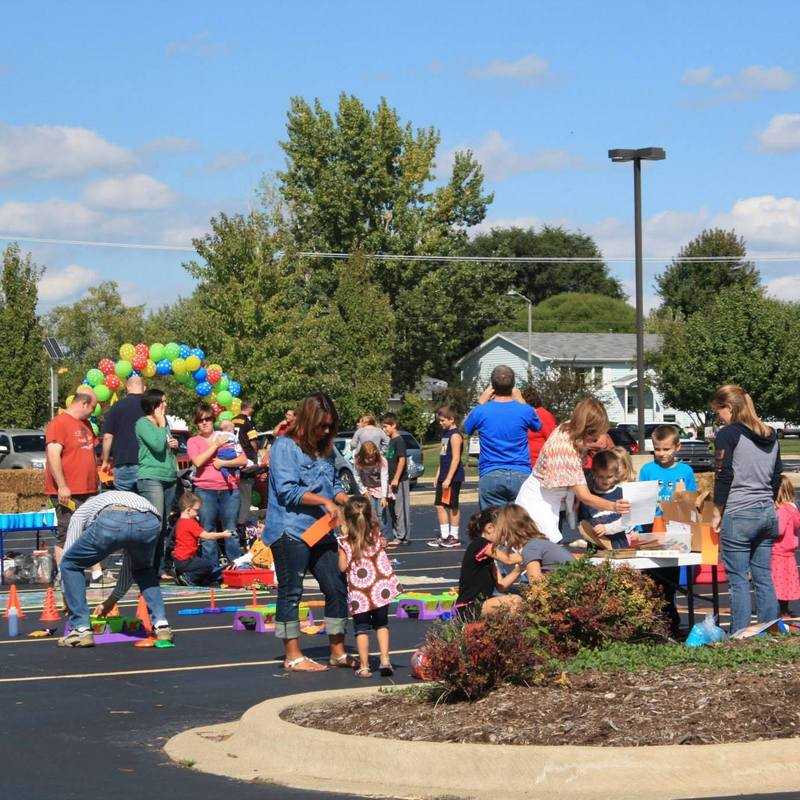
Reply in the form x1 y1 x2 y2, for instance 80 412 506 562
149 342 165 362
91 402 100 417
115 359 132 379
90 421 99 435
86 368 104 387
218 410 234 421
164 342 180 360
94 384 111 402
217 376 229 392
217 390 232 408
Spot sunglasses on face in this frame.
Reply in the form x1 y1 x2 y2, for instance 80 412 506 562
198 417 214 423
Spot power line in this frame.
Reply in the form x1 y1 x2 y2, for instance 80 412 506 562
1 233 800 263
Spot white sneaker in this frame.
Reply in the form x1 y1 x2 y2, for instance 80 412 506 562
440 537 460 549
426 538 444 548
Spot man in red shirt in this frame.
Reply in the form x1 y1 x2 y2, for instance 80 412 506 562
522 388 558 468
45 390 99 566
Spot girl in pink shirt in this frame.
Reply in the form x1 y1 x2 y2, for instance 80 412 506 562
773 475 800 616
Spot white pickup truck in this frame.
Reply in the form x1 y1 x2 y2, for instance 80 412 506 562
769 421 800 438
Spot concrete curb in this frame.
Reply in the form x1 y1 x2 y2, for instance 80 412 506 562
165 685 800 799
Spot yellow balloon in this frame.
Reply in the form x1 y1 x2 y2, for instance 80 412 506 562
143 359 157 378
207 363 222 373
185 354 201 371
66 394 75 406
209 392 218 404
171 357 186 375
119 343 135 360
230 398 242 414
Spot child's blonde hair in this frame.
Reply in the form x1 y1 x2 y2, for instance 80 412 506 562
340 495 379 562
359 413 377 426
355 440 381 467
219 419 234 432
776 475 796 506
495 503 545 549
612 446 635 482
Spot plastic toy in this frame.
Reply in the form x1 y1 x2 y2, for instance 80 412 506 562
232 603 325 634
395 590 457 620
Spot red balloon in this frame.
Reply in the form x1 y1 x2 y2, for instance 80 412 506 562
409 647 432 680
105 374 121 391
132 355 147 371
135 342 148 354
98 358 116 375
207 369 221 385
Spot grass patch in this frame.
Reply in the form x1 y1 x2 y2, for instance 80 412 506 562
422 443 477 480
562 637 800 674
177 758 196 768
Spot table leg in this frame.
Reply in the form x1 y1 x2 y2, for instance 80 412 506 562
686 564 695 629
711 564 720 619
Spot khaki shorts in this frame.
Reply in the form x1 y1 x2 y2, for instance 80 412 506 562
53 494 94 546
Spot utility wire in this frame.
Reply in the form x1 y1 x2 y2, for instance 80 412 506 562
1 233 799 263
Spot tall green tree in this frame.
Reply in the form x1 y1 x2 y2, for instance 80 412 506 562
521 365 602 423
654 287 800 422
0 245 49 426
655 228 760 319
467 225 625 305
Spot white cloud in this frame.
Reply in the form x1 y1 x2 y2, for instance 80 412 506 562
765 275 800 301
757 113 800 153
681 64 794 100
0 199 103 235
469 53 551 84
83 173 177 210
714 195 800 251
166 32 228 59
38 264 99 304
443 131 584 182
0 123 133 180
203 150 259 173
138 136 199 156
160 225 209 247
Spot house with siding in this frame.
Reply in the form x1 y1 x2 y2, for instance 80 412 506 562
455 332 694 427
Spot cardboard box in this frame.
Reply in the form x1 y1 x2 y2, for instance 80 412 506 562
659 490 719 565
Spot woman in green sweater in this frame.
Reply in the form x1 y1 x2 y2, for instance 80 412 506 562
135 388 179 580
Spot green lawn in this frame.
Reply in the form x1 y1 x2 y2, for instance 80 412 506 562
780 438 800 455
421 442 478 481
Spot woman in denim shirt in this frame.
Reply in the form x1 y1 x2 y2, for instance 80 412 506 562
264 392 352 672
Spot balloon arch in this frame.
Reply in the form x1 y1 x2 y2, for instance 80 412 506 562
69 342 242 431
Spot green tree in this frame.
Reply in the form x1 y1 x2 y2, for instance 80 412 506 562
467 225 625 305
655 228 760 318
654 287 800 422
0 245 49 426
397 392 434 444
521 364 601 423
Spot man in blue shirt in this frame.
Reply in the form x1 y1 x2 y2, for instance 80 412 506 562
464 365 541 509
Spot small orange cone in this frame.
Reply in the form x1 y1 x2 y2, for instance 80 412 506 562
135 594 152 634
652 516 667 534
251 585 258 608
208 588 217 610
107 603 120 617
4 585 25 619
39 587 60 622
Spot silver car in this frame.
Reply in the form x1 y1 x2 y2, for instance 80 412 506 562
0 429 47 469
334 430 424 489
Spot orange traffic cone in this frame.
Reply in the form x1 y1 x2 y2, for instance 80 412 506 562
135 594 152 634
208 588 217 610
4 585 25 619
39 587 60 622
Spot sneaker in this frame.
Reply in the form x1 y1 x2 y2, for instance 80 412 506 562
440 537 460 549
159 572 177 583
426 539 444 548
58 628 95 647
154 624 173 643
89 569 116 588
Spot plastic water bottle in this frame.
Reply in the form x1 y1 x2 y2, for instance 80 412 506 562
7 606 19 637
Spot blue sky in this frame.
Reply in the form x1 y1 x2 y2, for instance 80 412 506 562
2 1 799 311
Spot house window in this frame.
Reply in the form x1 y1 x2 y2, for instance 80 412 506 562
663 414 676 422
627 389 654 413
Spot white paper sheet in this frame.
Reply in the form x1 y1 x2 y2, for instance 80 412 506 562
620 480 660 527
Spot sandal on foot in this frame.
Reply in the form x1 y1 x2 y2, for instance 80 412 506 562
355 667 373 678
379 662 394 677
329 653 357 668
284 656 327 672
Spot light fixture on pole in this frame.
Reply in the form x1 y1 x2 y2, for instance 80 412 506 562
608 147 666 453
507 289 533 377
43 337 67 418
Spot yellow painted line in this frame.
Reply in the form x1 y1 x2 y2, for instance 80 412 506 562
0 647 418 683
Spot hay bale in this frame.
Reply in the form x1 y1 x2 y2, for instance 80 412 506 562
0 492 18 513
0 469 45 496
16 495 50 512
695 471 714 497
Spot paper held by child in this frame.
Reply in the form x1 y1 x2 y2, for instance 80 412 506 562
301 512 338 547
620 480 660 527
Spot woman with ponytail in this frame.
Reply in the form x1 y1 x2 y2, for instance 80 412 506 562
710 384 783 633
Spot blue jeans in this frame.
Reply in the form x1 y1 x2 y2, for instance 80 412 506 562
137 478 176 574
721 502 779 633
113 464 139 492
270 533 348 639
195 488 243 563
369 496 390 537
478 468 530 510
61 509 167 630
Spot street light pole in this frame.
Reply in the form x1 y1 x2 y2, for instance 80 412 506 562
507 290 533 378
608 147 666 454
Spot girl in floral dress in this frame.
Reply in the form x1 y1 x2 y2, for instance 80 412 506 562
772 475 800 617
337 495 399 677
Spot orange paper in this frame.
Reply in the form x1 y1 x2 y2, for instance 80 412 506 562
441 487 452 504
301 512 338 547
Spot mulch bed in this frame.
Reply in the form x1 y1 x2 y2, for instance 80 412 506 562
283 664 800 747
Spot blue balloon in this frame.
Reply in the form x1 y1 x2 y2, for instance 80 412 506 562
192 367 207 383
228 380 241 397
191 347 205 361
178 344 191 359
195 381 212 397
156 359 172 376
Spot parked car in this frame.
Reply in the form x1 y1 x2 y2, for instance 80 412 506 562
615 423 713 472
335 429 425 488
0 429 47 469
770 421 800 438
608 426 639 455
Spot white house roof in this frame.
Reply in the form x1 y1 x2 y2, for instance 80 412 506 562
456 332 664 367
